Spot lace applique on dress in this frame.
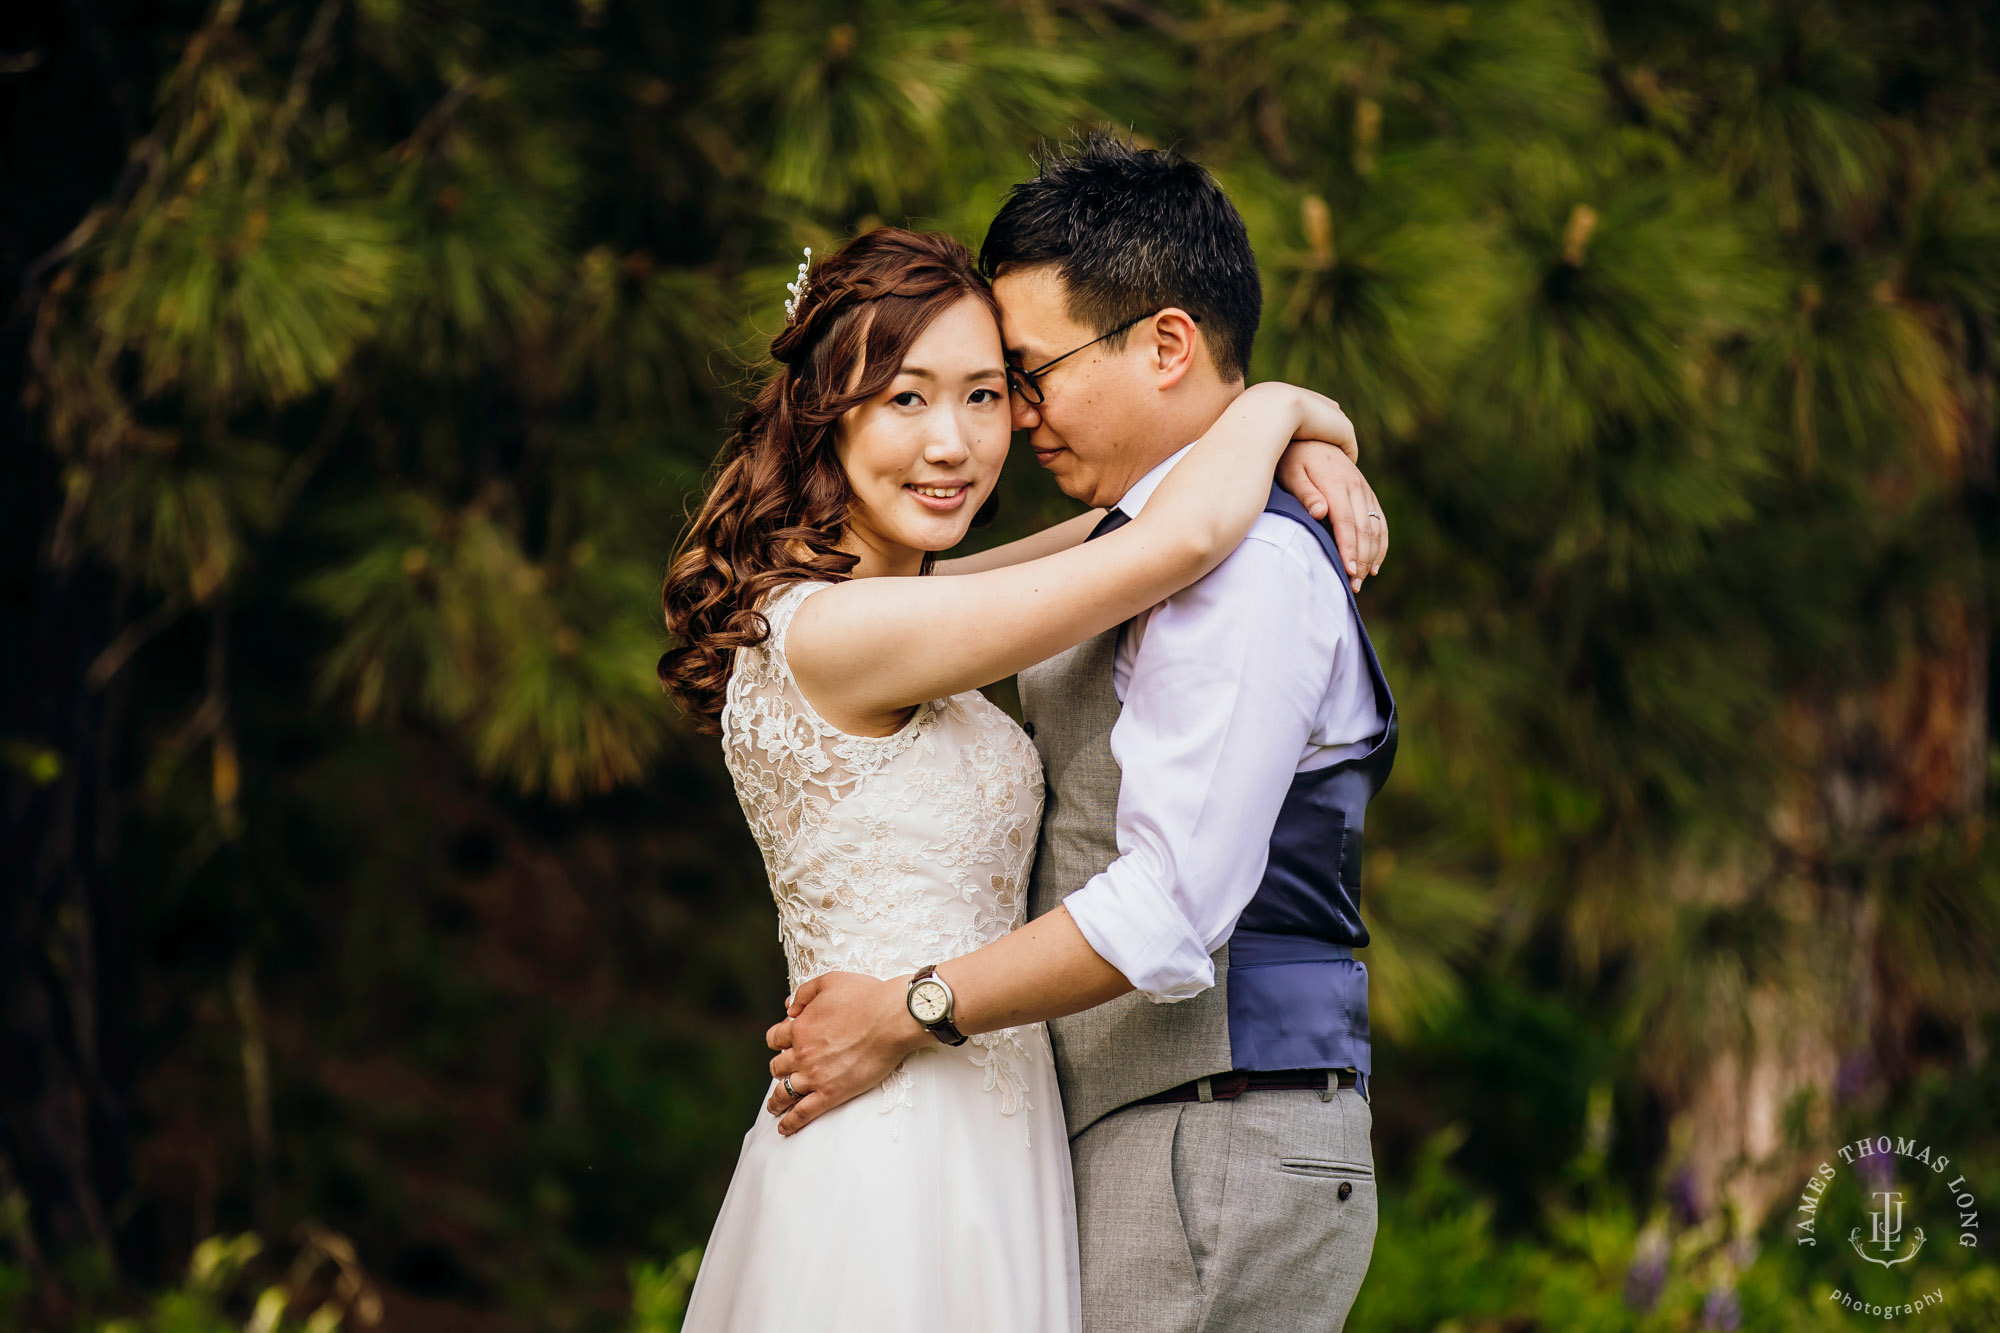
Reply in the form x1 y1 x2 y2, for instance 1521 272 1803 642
720 580 1047 1129
967 1032 1033 1113
876 1062 915 1141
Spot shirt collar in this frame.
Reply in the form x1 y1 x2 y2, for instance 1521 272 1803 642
1112 442 1197 520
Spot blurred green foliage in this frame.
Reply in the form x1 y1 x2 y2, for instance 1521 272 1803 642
1351 1041 2000 1332
5 0 1997 1328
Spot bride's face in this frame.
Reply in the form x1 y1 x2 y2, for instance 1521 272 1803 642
834 295 1011 577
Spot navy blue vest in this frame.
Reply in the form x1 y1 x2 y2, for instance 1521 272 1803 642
1222 485 1398 1077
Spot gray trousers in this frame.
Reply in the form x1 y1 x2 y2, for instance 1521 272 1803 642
1071 1084 1376 1333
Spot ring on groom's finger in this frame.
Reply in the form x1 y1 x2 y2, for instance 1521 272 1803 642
782 1074 803 1101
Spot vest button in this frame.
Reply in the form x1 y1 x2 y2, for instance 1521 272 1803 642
1337 1181 1353 1201
1022 721 1036 739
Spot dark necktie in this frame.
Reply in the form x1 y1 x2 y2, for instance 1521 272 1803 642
1087 507 1130 541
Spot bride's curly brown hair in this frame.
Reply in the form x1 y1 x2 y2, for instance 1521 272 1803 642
659 228 1002 732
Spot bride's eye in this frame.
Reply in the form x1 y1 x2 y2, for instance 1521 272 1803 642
968 388 1003 405
890 390 925 408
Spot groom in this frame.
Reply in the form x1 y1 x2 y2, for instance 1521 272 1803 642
767 131 1397 1331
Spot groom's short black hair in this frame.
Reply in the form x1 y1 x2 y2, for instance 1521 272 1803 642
979 129 1261 382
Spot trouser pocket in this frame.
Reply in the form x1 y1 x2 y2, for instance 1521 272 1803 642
1075 1104 1205 1331
1275 1156 1374 1180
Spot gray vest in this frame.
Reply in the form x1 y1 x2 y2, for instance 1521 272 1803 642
1020 626 1235 1137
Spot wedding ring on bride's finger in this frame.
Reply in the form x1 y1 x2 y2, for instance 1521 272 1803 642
781 1074 803 1101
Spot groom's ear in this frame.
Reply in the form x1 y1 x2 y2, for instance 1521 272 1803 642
1146 307 1203 389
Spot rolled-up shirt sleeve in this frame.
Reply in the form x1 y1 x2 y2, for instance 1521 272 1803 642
1061 519 1344 1001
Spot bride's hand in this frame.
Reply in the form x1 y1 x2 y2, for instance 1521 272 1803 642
1277 441 1387 591
1270 392 1386 590
764 971 928 1135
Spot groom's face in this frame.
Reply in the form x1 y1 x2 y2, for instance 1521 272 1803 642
991 266 1157 510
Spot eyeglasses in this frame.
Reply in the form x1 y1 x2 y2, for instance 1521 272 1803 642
1005 309 1200 405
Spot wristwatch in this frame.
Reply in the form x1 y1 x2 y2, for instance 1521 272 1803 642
906 964 968 1047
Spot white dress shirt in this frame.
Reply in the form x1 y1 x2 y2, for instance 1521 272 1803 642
1060 443 1386 1001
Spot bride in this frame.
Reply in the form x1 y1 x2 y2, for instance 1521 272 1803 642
657 226 1371 1331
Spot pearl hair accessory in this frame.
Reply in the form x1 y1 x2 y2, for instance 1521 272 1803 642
783 246 813 324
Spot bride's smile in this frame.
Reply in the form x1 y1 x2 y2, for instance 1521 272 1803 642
903 480 970 508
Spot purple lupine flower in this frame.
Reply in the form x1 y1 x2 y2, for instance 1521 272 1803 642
1702 1284 1742 1331
1834 1050 1870 1103
1623 1242 1667 1313
1855 1148 1895 1192
1667 1166 1702 1226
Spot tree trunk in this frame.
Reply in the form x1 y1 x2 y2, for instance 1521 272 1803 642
1664 313 1994 1236
0 463 142 1288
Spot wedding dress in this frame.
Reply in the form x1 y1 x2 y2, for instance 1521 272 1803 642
681 580 1081 1332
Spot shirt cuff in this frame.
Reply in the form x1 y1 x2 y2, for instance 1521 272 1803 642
1061 866 1218 1003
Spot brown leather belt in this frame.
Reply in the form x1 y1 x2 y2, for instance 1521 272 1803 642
1132 1067 1358 1107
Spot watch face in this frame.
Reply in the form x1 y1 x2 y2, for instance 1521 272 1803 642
910 980 950 1025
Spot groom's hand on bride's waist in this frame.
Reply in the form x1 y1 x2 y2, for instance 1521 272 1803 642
764 971 928 1136
765 908 1133 1134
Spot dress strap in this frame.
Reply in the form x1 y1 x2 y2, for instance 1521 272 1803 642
761 580 833 662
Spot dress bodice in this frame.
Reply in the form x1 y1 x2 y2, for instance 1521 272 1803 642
719 580 1048 1124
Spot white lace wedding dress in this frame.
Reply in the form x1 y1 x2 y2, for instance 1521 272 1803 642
681 580 1081 1332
